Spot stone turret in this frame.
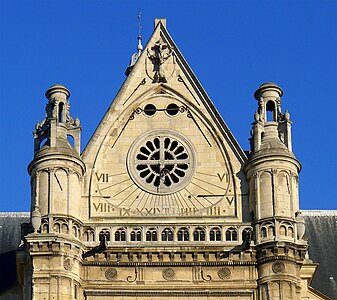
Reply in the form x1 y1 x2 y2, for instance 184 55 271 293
245 83 307 299
24 85 85 300
28 84 85 230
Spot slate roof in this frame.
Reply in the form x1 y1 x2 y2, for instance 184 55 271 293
0 212 30 254
302 210 337 300
0 211 336 299
0 212 30 295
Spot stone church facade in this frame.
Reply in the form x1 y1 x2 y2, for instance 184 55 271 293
1 19 334 299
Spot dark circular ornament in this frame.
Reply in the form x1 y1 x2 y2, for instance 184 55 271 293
272 261 285 273
162 268 175 280
218 267 231 280
105 268 118 280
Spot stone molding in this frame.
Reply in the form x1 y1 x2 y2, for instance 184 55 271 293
83 260 256 267
83 289 253 297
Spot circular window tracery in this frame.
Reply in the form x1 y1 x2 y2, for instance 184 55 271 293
144 104 157 116
166 103 179 116
127 131 196 194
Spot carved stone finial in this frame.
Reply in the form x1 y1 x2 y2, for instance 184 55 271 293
254 82 283 101
295 211 305 240
254 111 259 122
31 206 41 233
45 84 70 102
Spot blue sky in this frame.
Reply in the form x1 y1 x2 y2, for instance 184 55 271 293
0 0 336 211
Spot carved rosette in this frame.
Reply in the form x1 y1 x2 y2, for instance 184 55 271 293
105 268 118 280
218 268 231 280
162 268 175 280
272 262 285 273
63 258 73 271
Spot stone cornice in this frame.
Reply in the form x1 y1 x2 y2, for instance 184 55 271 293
82 260 257 267
257 254 298 265
83 289 253 297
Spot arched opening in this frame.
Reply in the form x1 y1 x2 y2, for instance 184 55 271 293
89 230 95 242
74 284 78 300
115 228 126 241
261 227 267 238
53 223 61 233
266 100 276 122
225 228 238 241
42 223 49 233
67 135 75 147
193 227 205 241
130 228 142 241
177 227 189 241
268 225 275 237
210 227 221 241
99 229 110 242
162 228 173 241
72 226 78 238
38 137 49 151
146 228 157 241
280 225 287 236
58 102 64 123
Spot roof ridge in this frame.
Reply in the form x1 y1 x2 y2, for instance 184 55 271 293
301 210 337 216
0 212 30 217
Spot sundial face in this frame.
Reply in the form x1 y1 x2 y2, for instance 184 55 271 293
89 98 237 218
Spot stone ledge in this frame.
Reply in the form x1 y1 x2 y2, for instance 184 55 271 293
84 289 253 297
83 261 257 267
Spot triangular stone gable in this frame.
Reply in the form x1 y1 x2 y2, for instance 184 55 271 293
81 20 248 222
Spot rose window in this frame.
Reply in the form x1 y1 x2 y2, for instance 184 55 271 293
127 131 196 194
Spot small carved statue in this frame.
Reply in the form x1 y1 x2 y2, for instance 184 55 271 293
147 38 172 83
74 117 80 126
66 110 74 126
242 228 253 249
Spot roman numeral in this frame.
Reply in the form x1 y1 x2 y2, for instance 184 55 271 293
217 173 228 182
226 197 234 205
96 173 109 182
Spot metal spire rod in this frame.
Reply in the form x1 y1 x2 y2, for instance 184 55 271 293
138 12 142 39
137 12 143 54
